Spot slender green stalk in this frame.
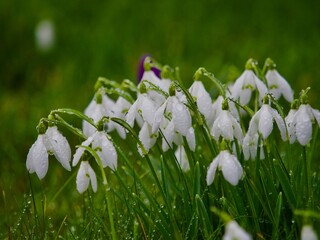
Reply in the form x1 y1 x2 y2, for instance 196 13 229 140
302 146 309 207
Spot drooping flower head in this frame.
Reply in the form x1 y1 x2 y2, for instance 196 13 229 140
137 55 161 83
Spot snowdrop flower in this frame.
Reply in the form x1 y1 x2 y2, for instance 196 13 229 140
246 102 287 141
76 161 97 193
206 150 243 186
286 104 320 146
189 80 213 124
26 125 71 179
83 92 114 137
230 64 268 105
301 225 318 240
242 133 265 160
266 69 294 102
137 55 161 82
174 145 190 171
152 88 196 151
126 87 157 128
72 130 117 170
212 96 239 123
108 96 131 139
138 122 158 156
210 99 243 142
35 19 55 52
223 220 252 240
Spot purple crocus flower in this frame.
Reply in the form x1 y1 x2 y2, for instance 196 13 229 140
137 54 161 83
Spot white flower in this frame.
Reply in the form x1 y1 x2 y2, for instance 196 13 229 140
301 225 318 240
152 95 196 151
247 104 287 141
126 93 156 128
189 80 213 124
285 109 297 144
76 161 97 193
26 126 71 179
265 69 294 102
174 145 190 171
212 96 239 123
242 133 265 160
35 19 55 51
286 104 320 146
108 97 132 139
83 94 114 137
230 69 268 105
211 110 243 142
72 131 117 170
223 220 252 240
138 122 158 156
206 150 243 186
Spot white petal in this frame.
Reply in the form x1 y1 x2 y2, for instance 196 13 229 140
271 108 287 141
311 108 320 126
254 76 268 100
139 122 157 154
190 81 212 121
206 157 220 185
175 145 190 172
301 225 318 240
295 105 312 145
172 97 191 136
87 163 98 192
152 100 167 133
266 70 294 102
26 135 48 179
72 136 94 167
285 109 297 144
220 151 243 186
242 134 251 160
139 94 156 125
258 105 273 139
232 117 243 142
76 161 90 194
223 220 252 240
92 132 117 170
186 127 196 151
161 120 175 151
44 126 71 171
126 100 138 127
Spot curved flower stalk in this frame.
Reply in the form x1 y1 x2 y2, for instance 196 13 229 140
301 225 318 240
27 125 71 179
223 220 252 240
210 99 243 143
152 88 196 151
73 130 117 171
206 149 243 186
286 104 320 146
83 91 115 137
189 80 213 125
108 96 131 139
76 161 97 193
230 62 268 105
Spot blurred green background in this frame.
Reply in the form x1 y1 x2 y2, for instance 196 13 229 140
1 0 319 235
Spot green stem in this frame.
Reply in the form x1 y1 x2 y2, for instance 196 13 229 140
302 146 309 207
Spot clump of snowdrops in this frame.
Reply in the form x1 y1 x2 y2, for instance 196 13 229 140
27 57 320 239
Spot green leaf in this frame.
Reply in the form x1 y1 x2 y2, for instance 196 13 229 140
195 194 213 239
272 192 282 240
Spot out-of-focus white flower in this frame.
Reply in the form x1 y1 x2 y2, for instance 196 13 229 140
108 97 132 139
230 69 268 105
83 93 114 137
76 161 97 193
72 130 117 170
126 93 156 128
286 104 320 146
175 145 190 171
266 69 294 102
301 225 318 240
26 126 71 179
247 104 287 141
211 110 243 143
189 80 213 124
152 95 195 151
223 220 252 240
35 19 55 51
242 133 265 160
206 150 243 186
